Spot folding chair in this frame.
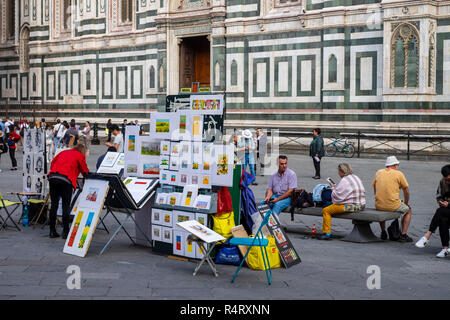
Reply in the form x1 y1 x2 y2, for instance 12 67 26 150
229 209 273 285
0 192 22 231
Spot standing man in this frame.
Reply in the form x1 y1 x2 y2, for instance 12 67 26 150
256 128 267 176
264 155 298 215
310 128 324 179
372 156 412 242
121 119 128 136
53 119 64 153
106 124 123 153
237 129 257 184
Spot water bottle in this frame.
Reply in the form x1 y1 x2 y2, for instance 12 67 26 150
22 204 29 227
311 224 316 238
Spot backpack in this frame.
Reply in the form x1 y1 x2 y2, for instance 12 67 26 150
387 219 401 241
312 184 332 207
290 189 315 218
7 138 15 147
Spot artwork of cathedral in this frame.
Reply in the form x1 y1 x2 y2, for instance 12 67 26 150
0 0 448 131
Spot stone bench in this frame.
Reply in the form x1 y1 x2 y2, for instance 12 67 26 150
283 206 402 243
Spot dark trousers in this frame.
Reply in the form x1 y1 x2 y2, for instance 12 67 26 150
312 156 321 177
429 207 450 247
49 179 73 232
9 148 17 167
107 130 112 142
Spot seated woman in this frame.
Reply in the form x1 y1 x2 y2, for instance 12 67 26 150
415 164 450 258
317 163 366 240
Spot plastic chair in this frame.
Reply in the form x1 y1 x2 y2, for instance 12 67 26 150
229 209 273 285
0 192 21 231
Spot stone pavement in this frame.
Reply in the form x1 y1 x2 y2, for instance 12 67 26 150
0 143 449 300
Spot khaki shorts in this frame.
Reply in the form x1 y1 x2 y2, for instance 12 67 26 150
396 202 410 217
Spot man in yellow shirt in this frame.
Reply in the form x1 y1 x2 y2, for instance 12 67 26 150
372 156 412 242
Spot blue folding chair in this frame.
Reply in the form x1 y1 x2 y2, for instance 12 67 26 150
229 209 273 285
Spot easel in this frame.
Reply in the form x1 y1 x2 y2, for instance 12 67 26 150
87 173 155 255
188 234 219 277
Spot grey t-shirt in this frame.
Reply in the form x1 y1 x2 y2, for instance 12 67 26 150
114 133 124 153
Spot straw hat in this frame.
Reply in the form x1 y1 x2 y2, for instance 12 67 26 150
242 129 252 139
385 156 400 167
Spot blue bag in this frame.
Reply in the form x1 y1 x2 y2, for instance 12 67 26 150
215 240 242 265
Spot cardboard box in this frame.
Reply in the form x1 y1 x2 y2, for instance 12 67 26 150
231 225 250 264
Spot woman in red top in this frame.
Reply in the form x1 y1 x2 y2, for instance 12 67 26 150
47 144 90 239
7 126 21 170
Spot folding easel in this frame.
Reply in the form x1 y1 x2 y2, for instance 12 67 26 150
189 234 219 277
87 173 155 255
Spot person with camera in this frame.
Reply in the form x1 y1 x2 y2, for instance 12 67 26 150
317 163 366 240
415 164 450 258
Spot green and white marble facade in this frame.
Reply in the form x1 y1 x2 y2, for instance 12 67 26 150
0 0 449 131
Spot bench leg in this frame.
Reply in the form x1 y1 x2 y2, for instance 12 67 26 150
341 220 381 243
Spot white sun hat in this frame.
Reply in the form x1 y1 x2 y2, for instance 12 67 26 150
385 156 400 167
242 129 253 139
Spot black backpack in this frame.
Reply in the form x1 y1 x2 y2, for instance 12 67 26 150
290 189 314 217
387 219 401 241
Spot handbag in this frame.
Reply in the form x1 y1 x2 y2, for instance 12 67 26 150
212 211 235 242
387 219 401 241
215 239 242 265
247 236 281 270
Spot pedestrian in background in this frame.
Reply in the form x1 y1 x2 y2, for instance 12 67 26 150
7 125 21 170
45 123 54 163
81 121 91 156
106 119 113 142
310 128 324 179
237 129 257 184
256 128 267 176
53 119 64 153
0 130 7 173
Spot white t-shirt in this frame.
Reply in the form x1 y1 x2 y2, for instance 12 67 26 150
55 123 65 138
114 133 124 153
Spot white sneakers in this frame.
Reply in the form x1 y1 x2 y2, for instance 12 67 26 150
436 248 450 258
415 236 449 258
415 236 429 248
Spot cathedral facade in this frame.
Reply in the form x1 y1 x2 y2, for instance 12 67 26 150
0 0 449 131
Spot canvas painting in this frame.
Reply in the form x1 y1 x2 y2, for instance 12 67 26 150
181 184 198 208
194 195 211 210
190 94 224 115
24 129 34 153
33 154 45 175
151 208 167 226
170 142 180 157
159 155 170 170
142 163 160 176
76 179 109 211
159 170 170 185
35 128 45 153
63 206 103 257
173 230 185 256
150 112 179 139
160 140 171 155
141 141 160 156
162 227 173 244
24 153 33 175
151 225 162 242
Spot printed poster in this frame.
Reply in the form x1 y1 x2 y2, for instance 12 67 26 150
257 203 301 268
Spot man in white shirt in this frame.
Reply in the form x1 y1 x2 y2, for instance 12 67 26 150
53 119 65 153
106 124 123 153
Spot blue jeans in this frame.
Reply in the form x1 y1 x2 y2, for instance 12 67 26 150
54 137 61 153
244 153 255 177
268 194 291 215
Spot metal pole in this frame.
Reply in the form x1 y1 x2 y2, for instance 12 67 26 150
407 131 410 161
357 130 361 158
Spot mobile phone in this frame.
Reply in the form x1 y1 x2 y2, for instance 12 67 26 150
327 177 335 185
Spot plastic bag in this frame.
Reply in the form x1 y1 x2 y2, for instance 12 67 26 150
247 236 281 270
215 240 242 265
217 186 233 215
212 211 235 242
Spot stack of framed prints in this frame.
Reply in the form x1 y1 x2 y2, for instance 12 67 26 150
97 152 125 175
63 179 110 257
23 128 47 196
